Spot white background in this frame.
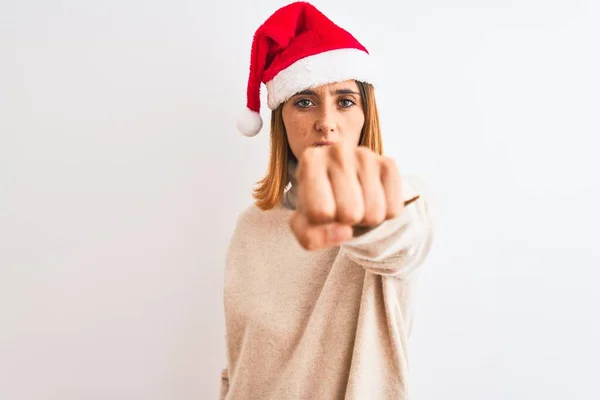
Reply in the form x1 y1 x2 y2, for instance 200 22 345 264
1 0 599 399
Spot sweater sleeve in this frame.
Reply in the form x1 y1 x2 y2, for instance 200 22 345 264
340 174 435 280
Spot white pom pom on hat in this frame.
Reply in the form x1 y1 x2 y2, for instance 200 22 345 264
236 107 263 137
237 1 376 137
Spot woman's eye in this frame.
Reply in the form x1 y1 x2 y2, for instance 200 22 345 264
295 99 313 108
339 99 355 108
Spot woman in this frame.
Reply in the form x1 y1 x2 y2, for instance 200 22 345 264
221 2 435 399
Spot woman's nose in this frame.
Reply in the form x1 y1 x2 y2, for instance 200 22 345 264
315 109 336 134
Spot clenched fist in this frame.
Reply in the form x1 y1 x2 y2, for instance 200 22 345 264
290 142 409 251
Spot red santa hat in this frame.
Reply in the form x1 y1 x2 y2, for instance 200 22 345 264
237 1 376 137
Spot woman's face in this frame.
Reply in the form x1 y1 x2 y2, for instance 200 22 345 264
282 80 365 160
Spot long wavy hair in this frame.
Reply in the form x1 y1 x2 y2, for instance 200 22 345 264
252 81 383 211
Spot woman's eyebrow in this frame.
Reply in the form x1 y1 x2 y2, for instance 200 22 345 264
294 89 360 96
295 89 317 96
331 89 360 95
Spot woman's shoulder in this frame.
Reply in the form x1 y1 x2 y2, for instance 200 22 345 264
225 202 293 259
231 201 291 235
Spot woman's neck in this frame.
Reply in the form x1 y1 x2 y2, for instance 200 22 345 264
283 158 298 210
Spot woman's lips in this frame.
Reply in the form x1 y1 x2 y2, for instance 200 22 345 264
312 141 333 147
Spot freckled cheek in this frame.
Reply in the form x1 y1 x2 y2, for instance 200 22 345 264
340 112 365 137
284 111 315 153
287 112 315 137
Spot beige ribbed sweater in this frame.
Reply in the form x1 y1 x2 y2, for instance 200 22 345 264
221 165 435 400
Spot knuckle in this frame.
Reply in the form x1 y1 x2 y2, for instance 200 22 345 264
300 148 317 163
355 147 370 165
298 235 312 250
291 223 313 250
356 146 371 157
302 232 321 251
381 156 399 174
362 215 384 226
337 204 364 225
328 144 346 165
361 197 386 225
307 203 335 223
363 208 386 226
386 202 404 219
301 147 316 159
